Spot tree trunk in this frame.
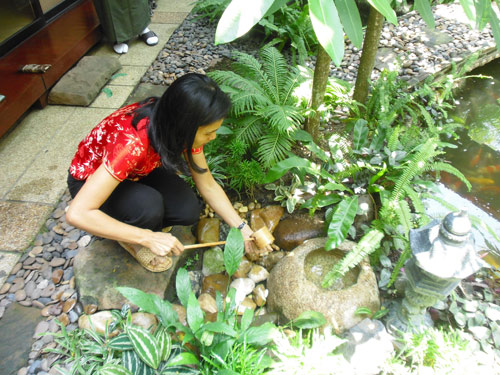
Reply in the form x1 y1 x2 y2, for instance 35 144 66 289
306 44 331 143
352 7 385 104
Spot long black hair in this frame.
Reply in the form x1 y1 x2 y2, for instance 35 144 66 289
131 73 231 173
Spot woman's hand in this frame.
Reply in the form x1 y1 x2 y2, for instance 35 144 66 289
241 225 273 260
143 231 185 257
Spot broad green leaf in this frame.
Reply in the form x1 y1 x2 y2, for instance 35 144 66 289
153 299 180 330
474 0 491 30
117 288 161 316
309 0 345 66
489 5 500 53
263 156 311 183
240 308 254 332
201 321 238 337
99 364 132 375
240 322 277 345
176 268 192 307
335 0 363 48
215 0 275 44
224 227 244 277
366 0 397 25
326 196 358 250
167 352 200 366
187 293 204 334
108 333 134 351
292 311 327 328
414 0 435 28
353 119 369 150
263 0 289 17
127 326 161 369
459 0 476 22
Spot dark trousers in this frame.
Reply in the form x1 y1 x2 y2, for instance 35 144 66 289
67 168 201 231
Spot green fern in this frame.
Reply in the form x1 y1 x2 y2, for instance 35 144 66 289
425 161 472 192
322 229 384 289
208 46 304 168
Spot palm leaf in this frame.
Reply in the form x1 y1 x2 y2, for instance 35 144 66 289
231 116 264 146
260 46 289 102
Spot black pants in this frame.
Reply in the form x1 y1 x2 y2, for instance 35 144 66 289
67 168 201 231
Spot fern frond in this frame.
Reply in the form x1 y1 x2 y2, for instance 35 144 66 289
392 198 414 236
387 126 401 151
280 69 303 104
256 133 294 168
232 116 264 147
232 50 280 103
260 47 289 102
427 161 472 192
322 229 384 288
388 244 411 288
390 139 440 202
403 185 427 225
257 104 304 133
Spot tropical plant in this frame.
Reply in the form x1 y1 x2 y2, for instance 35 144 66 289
45 305 197 374
192 0 231 22
266 326 350 375
214 0 500 139
383 326 499 373
117 228 278 374
259 1 318 65
208 46 305 168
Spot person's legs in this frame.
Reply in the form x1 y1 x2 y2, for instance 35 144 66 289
139 167 202 227
67 173 165 231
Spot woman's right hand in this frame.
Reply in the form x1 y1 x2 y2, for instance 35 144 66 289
144 231 185 257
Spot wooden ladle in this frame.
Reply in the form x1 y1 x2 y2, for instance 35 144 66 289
184 226 275 250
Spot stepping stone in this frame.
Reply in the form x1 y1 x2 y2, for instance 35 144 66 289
0 303 45 375
48 56 121 106
73 226 197 310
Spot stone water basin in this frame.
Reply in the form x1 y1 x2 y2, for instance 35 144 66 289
267 238 380 333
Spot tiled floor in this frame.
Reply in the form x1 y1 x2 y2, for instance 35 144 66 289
0 0 193 290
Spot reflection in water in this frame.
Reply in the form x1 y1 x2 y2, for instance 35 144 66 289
443 58 500 219
304 249 359 291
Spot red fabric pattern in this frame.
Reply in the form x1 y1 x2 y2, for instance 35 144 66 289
69 103 161 181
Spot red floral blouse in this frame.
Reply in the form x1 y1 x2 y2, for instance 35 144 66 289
69 103 204 182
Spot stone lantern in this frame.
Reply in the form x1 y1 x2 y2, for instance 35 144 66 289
386 210 489 334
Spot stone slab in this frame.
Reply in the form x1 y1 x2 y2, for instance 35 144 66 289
73 226 196 310
0 303 45 375
48 56 121 106
5 107 110 204
0 201 52 251
0 105 75 199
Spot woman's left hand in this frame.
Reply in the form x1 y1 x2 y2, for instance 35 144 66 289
241 225 273 259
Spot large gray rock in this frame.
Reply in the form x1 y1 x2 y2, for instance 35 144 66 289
267 238 380 333
48 56 121 106
73 226 196 310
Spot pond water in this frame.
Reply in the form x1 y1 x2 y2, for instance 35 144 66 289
442 58 500 220
304 249 359 290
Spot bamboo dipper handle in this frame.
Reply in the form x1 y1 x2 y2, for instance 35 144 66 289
184 239 251 250
183 226 275 250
